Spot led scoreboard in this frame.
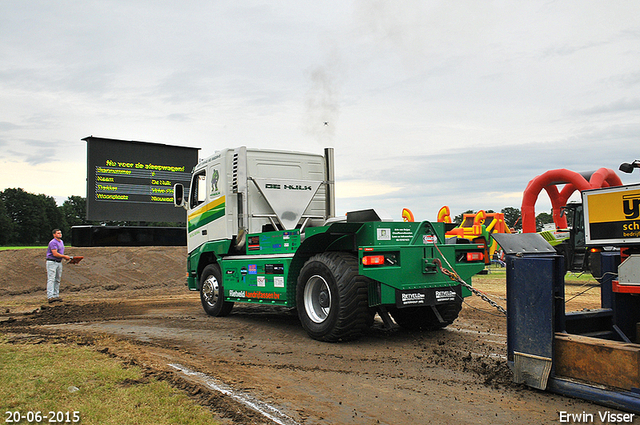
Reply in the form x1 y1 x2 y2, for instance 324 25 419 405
84 136 199 222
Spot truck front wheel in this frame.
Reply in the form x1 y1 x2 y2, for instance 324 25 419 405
297 252 370 342
200 264 234 317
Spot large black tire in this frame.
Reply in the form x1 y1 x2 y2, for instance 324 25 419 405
390 300 462 331
296 252 370 342
200 264 234 317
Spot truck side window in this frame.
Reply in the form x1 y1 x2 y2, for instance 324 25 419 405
190 172 207 208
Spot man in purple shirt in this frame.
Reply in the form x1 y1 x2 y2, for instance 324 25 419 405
46 229 70 303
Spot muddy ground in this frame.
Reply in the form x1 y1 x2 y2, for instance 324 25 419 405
0 247 627 424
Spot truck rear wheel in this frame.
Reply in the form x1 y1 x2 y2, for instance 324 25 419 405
390 301 462 331
297 252 370 342
200 264 234 317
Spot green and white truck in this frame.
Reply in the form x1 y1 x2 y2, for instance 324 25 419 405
174 147 485 341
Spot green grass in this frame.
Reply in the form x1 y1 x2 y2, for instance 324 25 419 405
476 265 506 277
0 246 47 250
564 271 600 282
0 336 217 425
474 266 599 283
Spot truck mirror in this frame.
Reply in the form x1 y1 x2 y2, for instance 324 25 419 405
174 183 185 208
620 163 634 173
620 160 640 173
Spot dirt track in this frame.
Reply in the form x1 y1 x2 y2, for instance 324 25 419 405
0 247 623 424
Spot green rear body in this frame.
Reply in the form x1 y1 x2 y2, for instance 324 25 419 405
186 220 485 309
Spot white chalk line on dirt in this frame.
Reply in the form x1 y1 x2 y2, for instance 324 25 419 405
168 363 299 425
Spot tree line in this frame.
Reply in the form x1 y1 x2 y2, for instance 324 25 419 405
0 187 554 246
0 188 181 246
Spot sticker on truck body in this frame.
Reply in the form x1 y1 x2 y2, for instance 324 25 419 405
396 285 462 308
377 228 391 241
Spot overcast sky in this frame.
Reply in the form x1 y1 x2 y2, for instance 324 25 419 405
1 1 639 221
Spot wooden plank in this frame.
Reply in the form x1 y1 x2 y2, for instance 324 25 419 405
554 333 640 390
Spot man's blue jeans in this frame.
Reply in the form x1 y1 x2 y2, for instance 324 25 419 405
46 260 62 299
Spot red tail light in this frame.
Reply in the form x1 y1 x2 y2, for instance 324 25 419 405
466 252 484 262
362 255 385 266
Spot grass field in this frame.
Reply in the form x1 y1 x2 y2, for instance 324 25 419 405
474 264 602 311
0 336 217 425
0 246 47 251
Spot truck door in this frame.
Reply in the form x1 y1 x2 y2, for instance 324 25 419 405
187 169 209 249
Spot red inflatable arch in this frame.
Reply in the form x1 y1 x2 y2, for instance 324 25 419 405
521 168 622 233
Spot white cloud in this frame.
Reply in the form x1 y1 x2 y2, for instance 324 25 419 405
0 0 638 217
335 179 400 199
0 159 85 201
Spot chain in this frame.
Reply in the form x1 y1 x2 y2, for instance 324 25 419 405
459 278 507 316
433 258 508 316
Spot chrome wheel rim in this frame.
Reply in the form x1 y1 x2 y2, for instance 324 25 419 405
304 275 331 323
202 275 220 307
